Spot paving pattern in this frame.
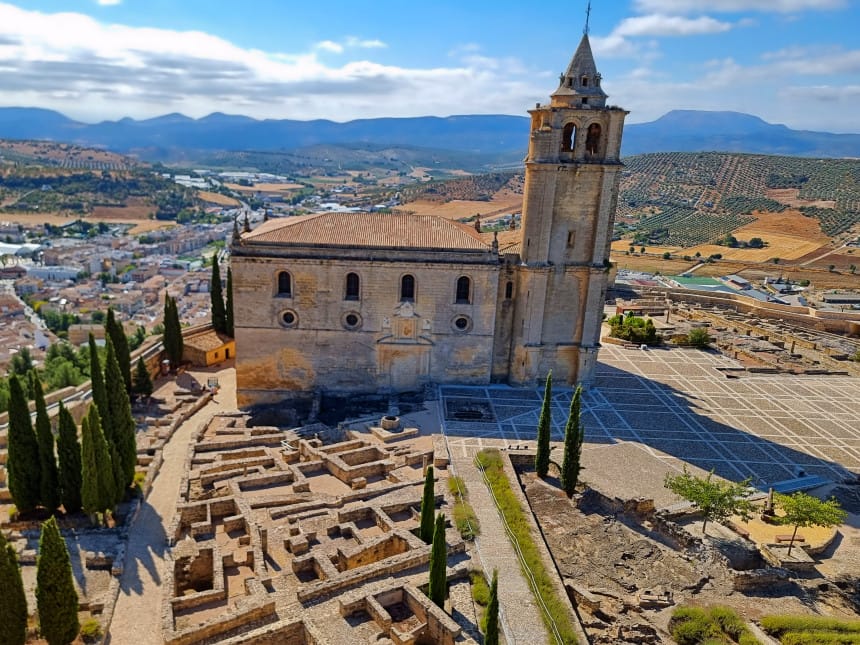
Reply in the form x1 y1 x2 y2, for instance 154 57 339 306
441 345 860 489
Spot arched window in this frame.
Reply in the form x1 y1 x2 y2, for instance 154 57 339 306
345 272 360 300
277 271 292 297
581 75 589 87
400 275 415 301
456 276 471 304
586 123 602 155
561 123 576 153
505 281 513 299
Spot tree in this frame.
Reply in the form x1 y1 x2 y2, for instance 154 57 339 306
163 295 183 369
419 465 435 544
103 336 136 492
225 267 235 337
7 375 41 513
105 308 131 394
36 516 79 645
88 334 107 423
664 467 753 535
80 404 116 518
0 530 28 645
484 569 499 645
775 492 847 556
32 376 60 513
428 513 447 608
560 385 584 497
210 258 226 333
132 356 153 399
56 403 82 514
535 371 552 478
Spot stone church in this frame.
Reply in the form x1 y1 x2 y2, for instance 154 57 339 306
231 34 627 408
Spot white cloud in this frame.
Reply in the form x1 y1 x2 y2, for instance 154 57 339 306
96 0 122 5
615 14 732 37
0 3 542 122
634 0 845 13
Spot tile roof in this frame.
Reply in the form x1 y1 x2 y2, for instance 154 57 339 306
241 212 491 252
184 329 233 353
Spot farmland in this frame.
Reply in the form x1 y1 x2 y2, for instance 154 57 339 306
618 152 860 246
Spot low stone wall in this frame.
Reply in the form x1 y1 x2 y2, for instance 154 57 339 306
164 598 277 645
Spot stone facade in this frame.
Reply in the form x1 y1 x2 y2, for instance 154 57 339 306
232 34 626 407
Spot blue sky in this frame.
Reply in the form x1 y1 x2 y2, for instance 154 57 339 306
1 0 858 131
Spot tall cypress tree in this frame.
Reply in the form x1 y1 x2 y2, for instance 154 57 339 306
132 356 153 399
428 512 447 608
210 258 226 333
56 403 82 515
7 374 41 514
32 376 60 513
484 569 499 645
81 404 116 517
105 308 131 394
225 267 234 337
560 385 585 497
88 334 107 422
104 336 136 491
36 517 79 645
0 530 28 645
535 371 553 478
163 295 183 369
419 465 435 544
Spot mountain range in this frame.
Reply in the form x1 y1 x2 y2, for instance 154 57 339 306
1 107 858 162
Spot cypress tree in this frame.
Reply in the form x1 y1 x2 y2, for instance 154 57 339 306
484 569 499 645
104 336 136 491
225 267 235 337
419 465 435 544
7 374 41 513
163 295 183 369
56 403 82 515
88 334 107 423
132 356 153 399
32 376 60 513
105 308 131 394
81 404 116 517
36 516 79 645
560 385 585 497
428 512 447 608
0 530 28 645
535 371 552 478
210 258 226 333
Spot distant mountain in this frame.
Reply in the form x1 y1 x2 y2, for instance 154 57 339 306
0 107 858 161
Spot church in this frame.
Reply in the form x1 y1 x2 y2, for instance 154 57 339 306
230 34 627 408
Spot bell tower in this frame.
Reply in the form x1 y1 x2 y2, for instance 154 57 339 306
508 33 628 386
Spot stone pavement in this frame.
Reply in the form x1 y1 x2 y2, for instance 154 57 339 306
451 447 551 645
106 363 236 645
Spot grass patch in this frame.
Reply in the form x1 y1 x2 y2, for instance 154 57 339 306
761 615 860 644
470 570 491 606
475 449 578 644
448 475 479 540
669 605 761 645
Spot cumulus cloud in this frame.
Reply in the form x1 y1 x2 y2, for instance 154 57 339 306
634 0 845 13
0 3 540 121
615 14 732 37
96 0 122 5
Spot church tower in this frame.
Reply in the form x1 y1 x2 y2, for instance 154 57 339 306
508 33 627 386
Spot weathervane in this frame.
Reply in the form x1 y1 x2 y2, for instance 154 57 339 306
584 0 592 35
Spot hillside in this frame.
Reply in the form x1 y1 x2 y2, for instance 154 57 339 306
618 152 860 247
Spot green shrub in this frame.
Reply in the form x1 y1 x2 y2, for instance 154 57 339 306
711 605 746 640
761 615 860 636
475 449 578 644
80 617 103 643
448 475 479 540
470 570 490 606
781 632 860 645
670 605 760 645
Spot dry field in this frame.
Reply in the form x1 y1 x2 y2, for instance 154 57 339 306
0 140 131 166
197 191 240 206
766 187 836 209
394 197 521 221
0 210 174 235
611 240 682 255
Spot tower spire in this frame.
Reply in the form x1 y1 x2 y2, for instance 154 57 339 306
584 0 592 36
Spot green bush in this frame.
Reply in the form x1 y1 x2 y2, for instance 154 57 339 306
475 449 578 644
670 605 760 645
781 632 860 645
761 615 860 636
470 570 490 606
448 475 479 540
80 617 103 643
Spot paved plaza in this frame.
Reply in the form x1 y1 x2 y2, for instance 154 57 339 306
440 345 860 489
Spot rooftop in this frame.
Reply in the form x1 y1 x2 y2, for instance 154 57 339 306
240 212 492 253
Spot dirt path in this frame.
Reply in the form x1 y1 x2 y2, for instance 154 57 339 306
106 364 236 644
